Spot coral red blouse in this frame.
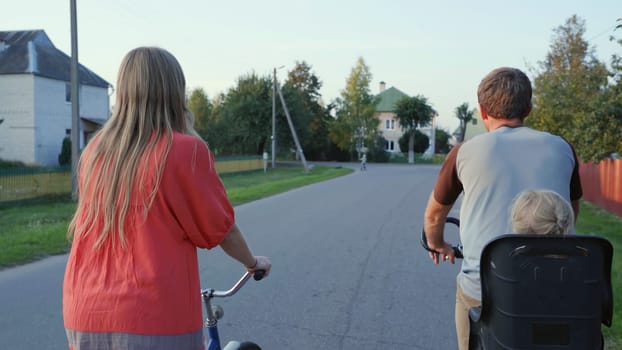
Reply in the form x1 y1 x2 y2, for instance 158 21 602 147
63 132 234 335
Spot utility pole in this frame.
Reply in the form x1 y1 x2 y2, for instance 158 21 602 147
271 65 284 168
276 80 310 172
70 0 80 200
271 68 276 168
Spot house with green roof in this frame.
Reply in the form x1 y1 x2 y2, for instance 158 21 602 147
375 82 409 152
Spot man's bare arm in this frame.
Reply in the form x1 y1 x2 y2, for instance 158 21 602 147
423 192 455 264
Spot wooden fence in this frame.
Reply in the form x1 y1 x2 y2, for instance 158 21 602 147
0 156 264 202
579 159 622 217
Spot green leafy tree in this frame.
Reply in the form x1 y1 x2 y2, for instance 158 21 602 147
203 93 228 155
595 19 622 159
394 95 434 163
454 102 477 143
434 128 452 154
219 73 272 155
187 88 212 138
281 61 332 160
329 57 379 160
528 15 610 161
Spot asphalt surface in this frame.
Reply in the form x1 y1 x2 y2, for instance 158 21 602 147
0 163 462 349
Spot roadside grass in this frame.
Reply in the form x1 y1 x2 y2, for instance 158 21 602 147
0 194 74 268
575 201 622 348
223 165 351 205
0 165 353 268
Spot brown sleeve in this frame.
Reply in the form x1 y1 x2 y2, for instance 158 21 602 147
434 143 464 205
568 142 583 200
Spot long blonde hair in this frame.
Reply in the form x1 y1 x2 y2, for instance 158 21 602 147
68 47 194 247
511 190 575 235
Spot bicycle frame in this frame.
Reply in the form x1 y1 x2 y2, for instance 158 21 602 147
201 271 262 350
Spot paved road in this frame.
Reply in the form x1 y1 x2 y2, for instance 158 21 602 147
0 163 462 349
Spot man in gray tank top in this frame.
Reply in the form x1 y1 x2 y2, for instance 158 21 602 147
423 67 582 350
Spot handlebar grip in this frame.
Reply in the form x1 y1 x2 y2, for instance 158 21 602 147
253 270 266 281
453 246 464 259
421 216 463 259
446 217 460 226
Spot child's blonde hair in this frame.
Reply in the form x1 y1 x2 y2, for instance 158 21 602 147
511 190 574 235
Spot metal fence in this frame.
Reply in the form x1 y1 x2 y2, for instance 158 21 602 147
0 166 72 202
0 156 264 203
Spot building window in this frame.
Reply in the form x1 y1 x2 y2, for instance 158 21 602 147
66 84 82 102
385 119 395 130
385 140 396 151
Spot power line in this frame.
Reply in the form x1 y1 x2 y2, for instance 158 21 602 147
588 24 617 41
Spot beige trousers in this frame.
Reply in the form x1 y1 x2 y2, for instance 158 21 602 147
455 285 481 350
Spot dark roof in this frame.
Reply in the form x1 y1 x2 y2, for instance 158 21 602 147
81 116 107 125
375 86 409 112
0 30 110 88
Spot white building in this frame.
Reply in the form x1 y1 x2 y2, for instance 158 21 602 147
0 30 110 166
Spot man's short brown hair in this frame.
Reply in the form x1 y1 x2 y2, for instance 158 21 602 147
477 67 532 120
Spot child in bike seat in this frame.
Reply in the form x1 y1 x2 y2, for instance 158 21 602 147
510 190 575 235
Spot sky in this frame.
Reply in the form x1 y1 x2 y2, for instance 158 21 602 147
2 0 621 131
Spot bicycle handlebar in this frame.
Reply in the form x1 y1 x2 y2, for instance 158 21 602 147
421 217 464 259
201 270 265 298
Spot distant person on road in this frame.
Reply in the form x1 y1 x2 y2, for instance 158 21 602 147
511 190 575 235
62 47 271 350
423 67 582 350
360 153 367 171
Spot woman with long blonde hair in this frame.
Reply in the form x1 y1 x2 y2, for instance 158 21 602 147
63 47 271 350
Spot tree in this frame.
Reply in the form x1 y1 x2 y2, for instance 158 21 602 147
329 57 379 160
202 93 228 154
219 73 272 155
595 18 622 159
434 128 452 154
454 102 477 143
187 88 212 138
394 95 435 163
527 15 610 161
282 61 332 160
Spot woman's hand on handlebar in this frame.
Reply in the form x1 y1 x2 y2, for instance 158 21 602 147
429 242 456 265
247 255 271 278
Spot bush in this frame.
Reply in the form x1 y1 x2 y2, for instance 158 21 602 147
0 159 28 168
58 137 71 166
399 130 430 153
369 136 390 163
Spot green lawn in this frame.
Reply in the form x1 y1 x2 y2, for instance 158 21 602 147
575 201 622 348
0 165 352 268
0 194 75 268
